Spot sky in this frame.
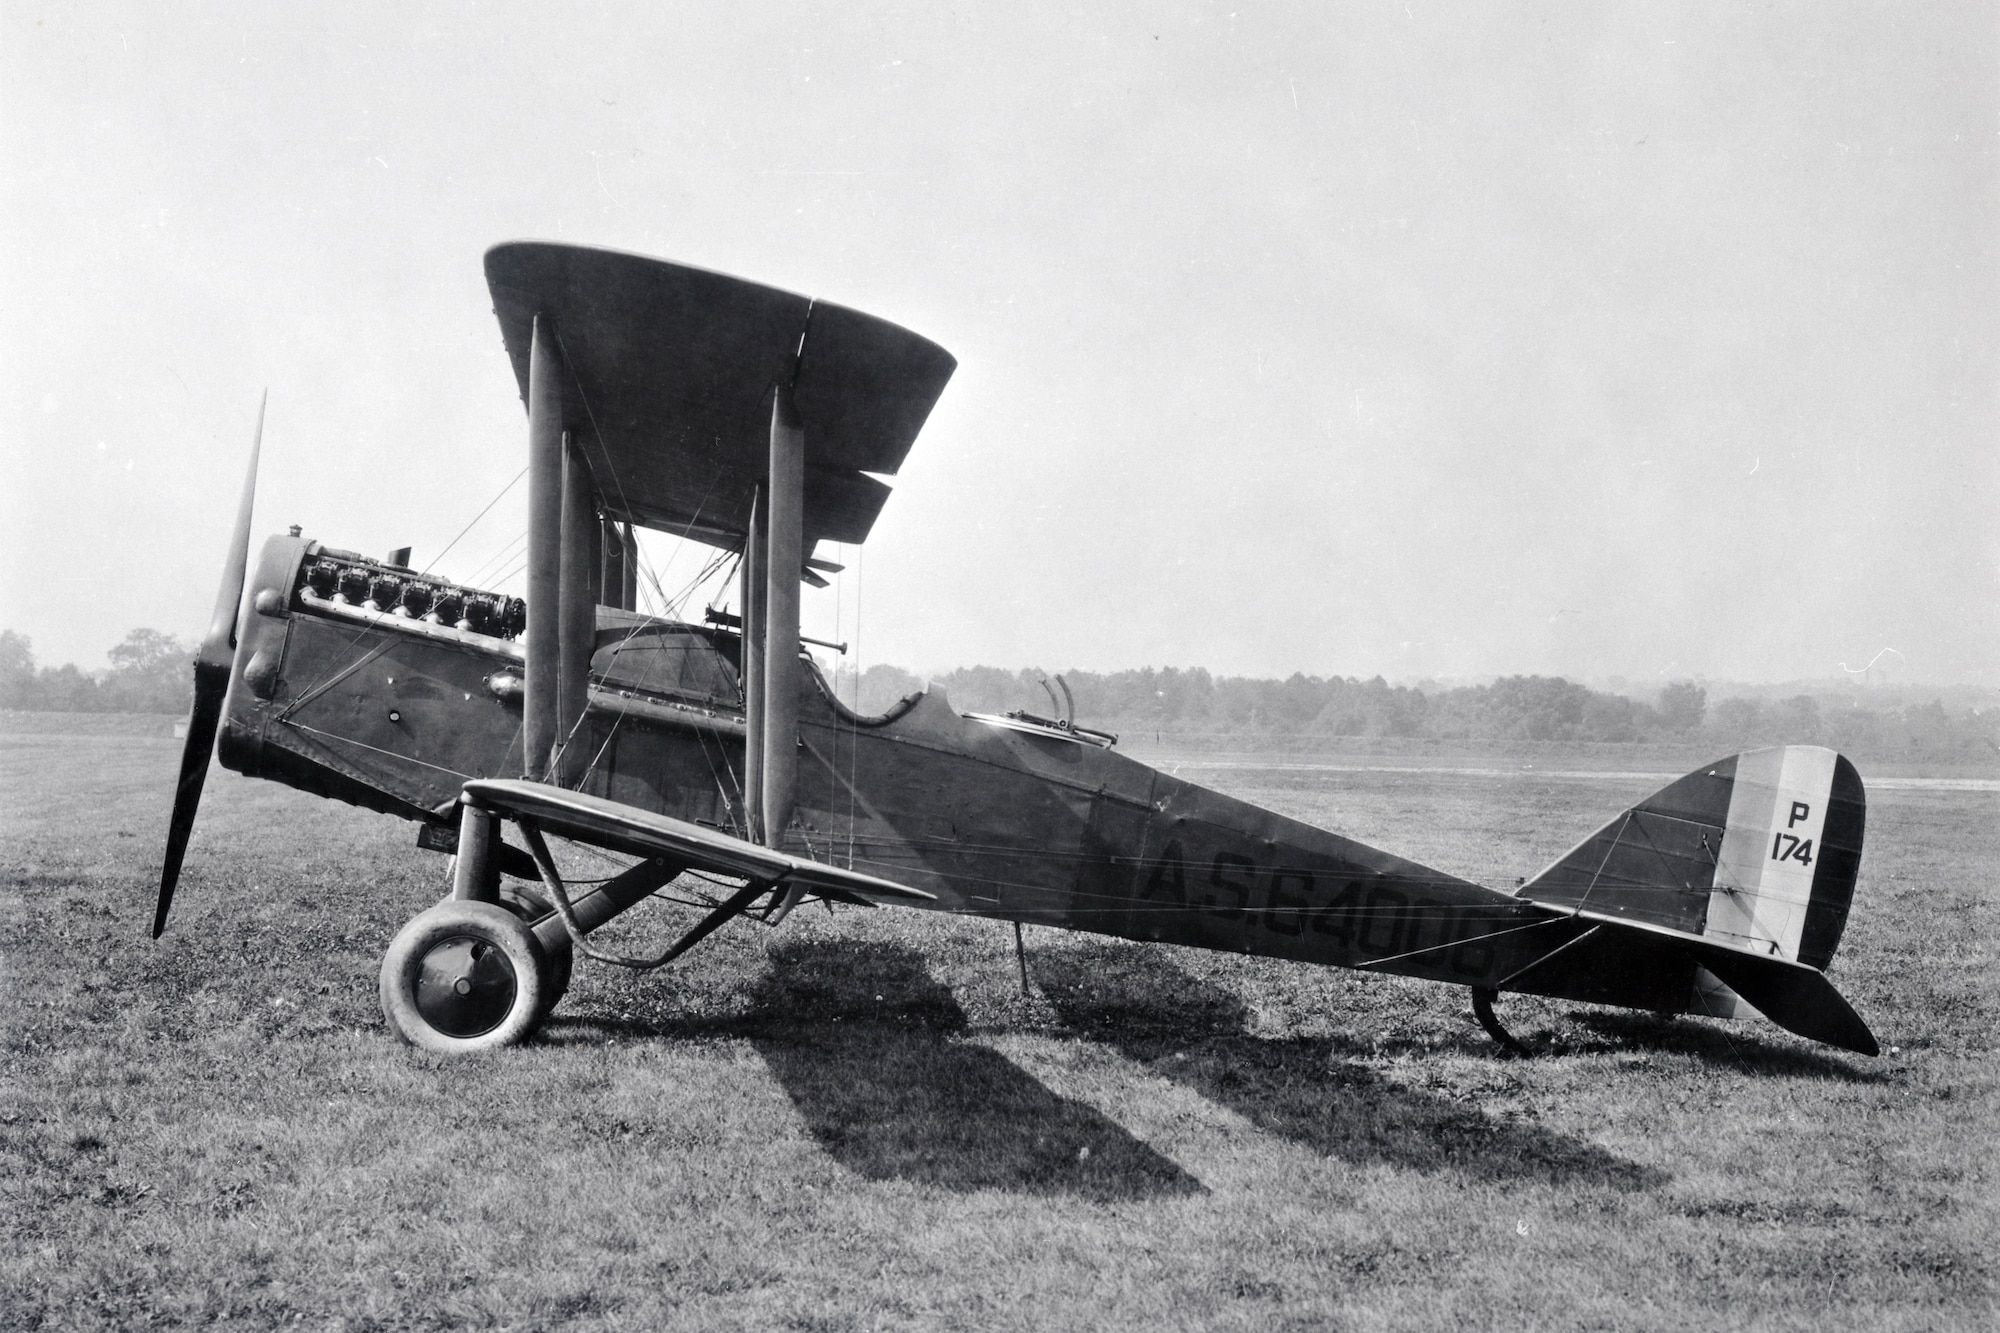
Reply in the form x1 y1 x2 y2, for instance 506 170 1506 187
4 2 1994 689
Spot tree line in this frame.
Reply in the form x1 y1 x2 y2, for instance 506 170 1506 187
847 663 1999 762
6 627 1993 763
0 629 194 714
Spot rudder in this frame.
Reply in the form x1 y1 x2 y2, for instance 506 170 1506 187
1519 746 1866 970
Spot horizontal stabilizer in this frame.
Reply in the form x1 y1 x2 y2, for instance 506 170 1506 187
461 779 935 907
1682 938 1879 1057
1508 904 1881 1056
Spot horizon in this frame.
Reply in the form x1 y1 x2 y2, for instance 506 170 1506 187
9 618 1990 711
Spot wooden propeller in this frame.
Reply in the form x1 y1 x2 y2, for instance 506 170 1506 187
153 393 264 938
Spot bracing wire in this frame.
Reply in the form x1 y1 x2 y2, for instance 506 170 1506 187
420 466 527 578
459 530 528 589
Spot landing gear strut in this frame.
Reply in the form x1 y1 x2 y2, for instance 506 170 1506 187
498 883 572 1017
377 797 746 1052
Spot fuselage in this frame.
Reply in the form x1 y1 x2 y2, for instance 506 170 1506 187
220 533 1692 1013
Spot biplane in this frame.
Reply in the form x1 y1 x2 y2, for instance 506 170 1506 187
156 242 1878 1060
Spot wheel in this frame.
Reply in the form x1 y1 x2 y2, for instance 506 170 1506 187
379 901 549 1052
497 884 573 1015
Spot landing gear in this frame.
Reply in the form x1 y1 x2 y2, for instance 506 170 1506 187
1471 987 1535 1057
380 798 720 1052
379 901 551 1052
497 883 572 1016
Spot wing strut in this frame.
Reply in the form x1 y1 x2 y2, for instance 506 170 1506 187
523 315 563 782
760 382 805 845
733 381 807 849
741 483 766 839
620 524 639 610
556 427 596 784
511 270 833 828
521 310 629 786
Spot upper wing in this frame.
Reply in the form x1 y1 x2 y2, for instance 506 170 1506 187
483 242 956 552
461 778 935 907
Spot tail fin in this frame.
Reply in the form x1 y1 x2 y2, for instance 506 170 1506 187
1514 747 1875 1054
1520 746 1865 968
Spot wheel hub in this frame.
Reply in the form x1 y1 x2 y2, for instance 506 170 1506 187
413 935 518 1038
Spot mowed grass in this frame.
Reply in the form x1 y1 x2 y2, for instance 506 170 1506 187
2 723 1994 1330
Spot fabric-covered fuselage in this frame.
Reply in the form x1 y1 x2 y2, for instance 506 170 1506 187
219 532 1689 1013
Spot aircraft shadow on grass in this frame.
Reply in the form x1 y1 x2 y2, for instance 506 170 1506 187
1031 951 1671 1192
739 941 1203 1202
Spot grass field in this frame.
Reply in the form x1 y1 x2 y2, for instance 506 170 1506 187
3 720 1995 1330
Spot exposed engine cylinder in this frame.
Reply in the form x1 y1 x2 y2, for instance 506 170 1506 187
298 552 527 640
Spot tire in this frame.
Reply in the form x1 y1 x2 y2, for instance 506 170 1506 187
379 901 548 1052
497 884 573 1015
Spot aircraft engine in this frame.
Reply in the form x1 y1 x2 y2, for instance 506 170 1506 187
299 553 526 638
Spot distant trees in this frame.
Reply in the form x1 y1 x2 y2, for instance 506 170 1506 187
0 629 192 714
0 631 33 705
1426 675 1594 741
839 658 1995 762
847 664 924 714
100 628 193 712
1657 680 1707 732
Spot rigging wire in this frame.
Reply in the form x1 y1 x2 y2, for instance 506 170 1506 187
564 536 738 791
488 556 530 591
458 529 528 589
420 466 527 579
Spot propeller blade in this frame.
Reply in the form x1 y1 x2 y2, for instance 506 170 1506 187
154 394 265 938
202 392 265 662
154 660 229 937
